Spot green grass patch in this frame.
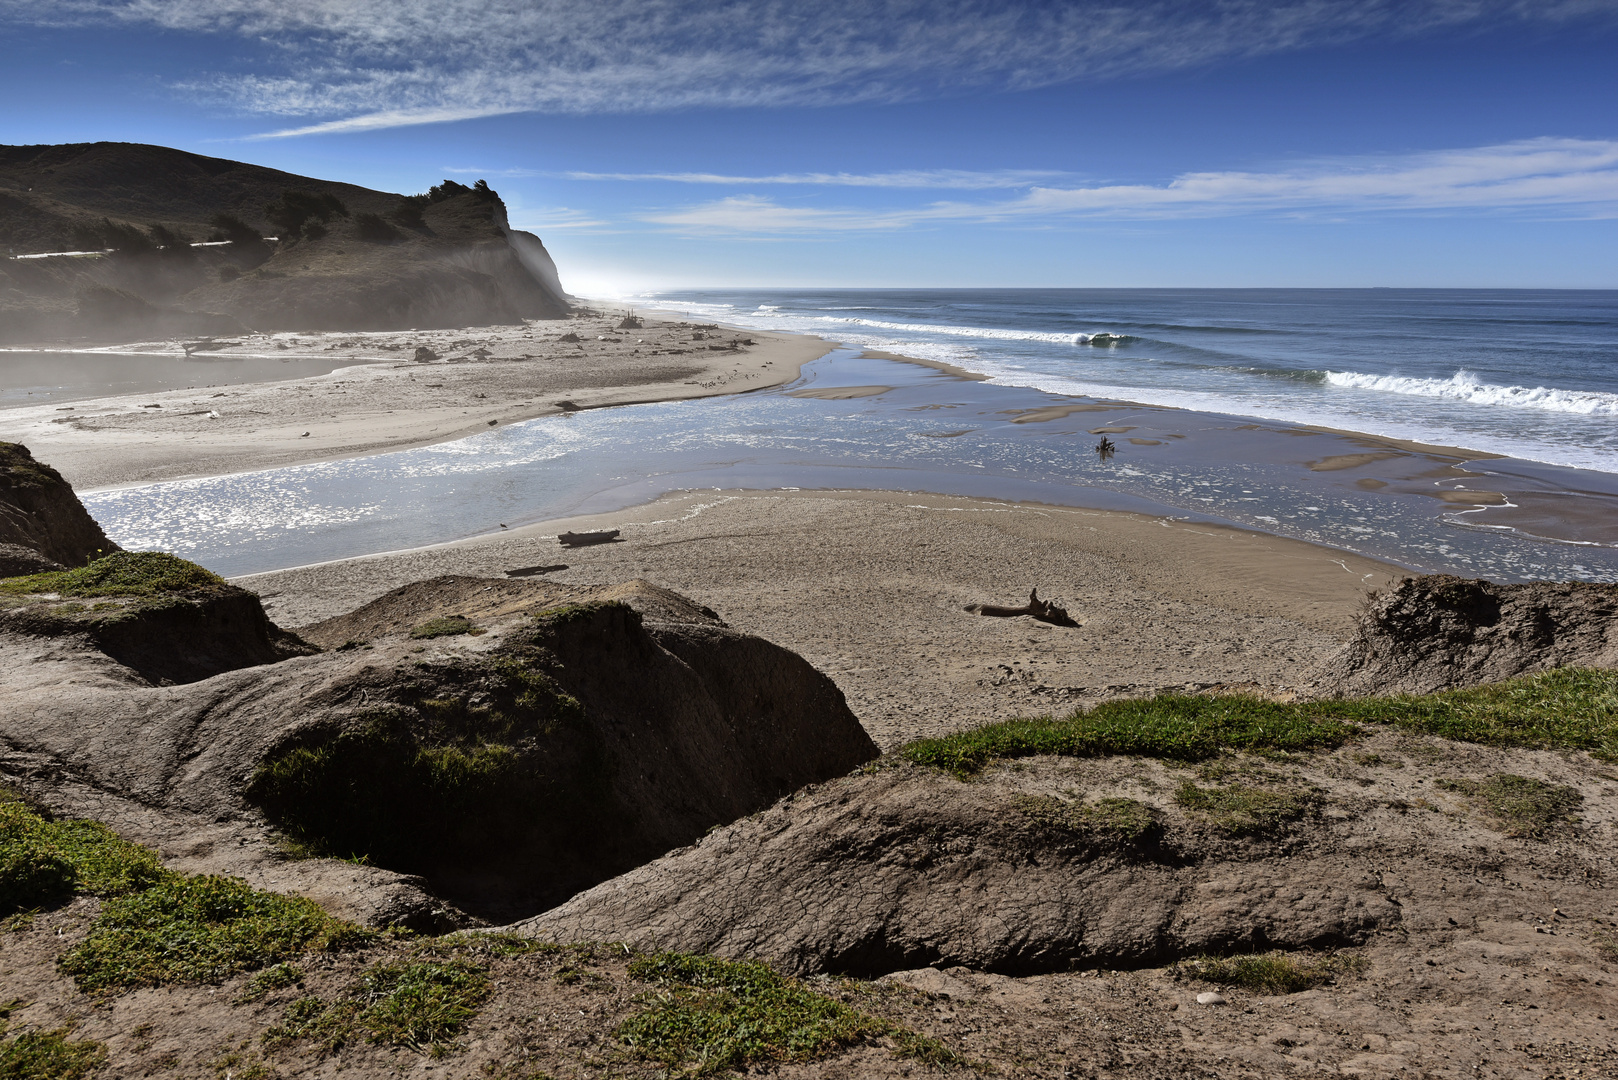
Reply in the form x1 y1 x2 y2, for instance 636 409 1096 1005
1 802 168 917
1437 773 1583 837
1012 795 1156 842
1173 782 1318 835
264 959 490 1056
409 616 483 639
1177 950 1366 994
619 952 886 1076
1317 668 1618 759
59 875 372 993
901 669 1618 777
236 963 305 1004
904 694 1357 776
0 552 223 598
0 1023 107 1080
889 1028 970 1068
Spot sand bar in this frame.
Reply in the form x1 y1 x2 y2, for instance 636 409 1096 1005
1 313 832 489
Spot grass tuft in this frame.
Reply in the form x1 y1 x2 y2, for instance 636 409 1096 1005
903 694 1356 776
1177 950 1365 994
1012 795 1156 842
1318 668 1618 759
0 1023 107 1080
902 669 1618 777
264 959 490 1056
618 952 887 1076
0 802 169 917
1437 773 1583 837
410 616 482 640
59 875 372 993
1173 781 1318 835
0 552 223 598
236 962 305 1004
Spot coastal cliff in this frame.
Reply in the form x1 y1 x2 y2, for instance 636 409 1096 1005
0 142 569 340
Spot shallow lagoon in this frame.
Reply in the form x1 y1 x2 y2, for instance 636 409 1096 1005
82 348 1618 582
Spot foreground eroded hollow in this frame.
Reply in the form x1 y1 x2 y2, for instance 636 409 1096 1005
0 573 878 925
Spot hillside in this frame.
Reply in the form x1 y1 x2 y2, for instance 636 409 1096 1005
0 142 569 340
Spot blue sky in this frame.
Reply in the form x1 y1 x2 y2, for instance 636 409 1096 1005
3 0 1617 293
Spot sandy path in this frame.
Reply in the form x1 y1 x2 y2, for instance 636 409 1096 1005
2 313 831 489
241 489 1402 749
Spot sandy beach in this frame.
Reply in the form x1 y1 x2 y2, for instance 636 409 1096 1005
1 312 832 489
241 487 1402 748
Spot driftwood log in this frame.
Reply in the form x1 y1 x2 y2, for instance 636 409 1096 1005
558 529 620 548
505 564 568 577
965 587 1078 627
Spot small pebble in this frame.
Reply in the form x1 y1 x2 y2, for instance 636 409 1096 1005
1197 992 1227 1005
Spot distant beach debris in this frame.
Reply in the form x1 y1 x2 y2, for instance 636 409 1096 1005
965 587 1077 627
616 314 644 330
412 346 439 362
558 529 620 548
1095 435 1117 461
505 564 568 577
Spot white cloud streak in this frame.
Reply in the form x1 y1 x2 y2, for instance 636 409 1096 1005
563 169 1070 189
2 1 1615 132
638 139 1618 232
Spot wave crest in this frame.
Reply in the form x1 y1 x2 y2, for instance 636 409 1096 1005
1326 369 1618 416
755 311 1135 346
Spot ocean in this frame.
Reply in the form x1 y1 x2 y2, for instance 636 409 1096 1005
651 288 1618 475
74 289 1618 582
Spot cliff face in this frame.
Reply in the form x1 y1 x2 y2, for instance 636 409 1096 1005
0 142 569 340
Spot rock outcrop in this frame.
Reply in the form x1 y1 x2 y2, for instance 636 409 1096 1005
0 441 119 568
1314 574 1618 696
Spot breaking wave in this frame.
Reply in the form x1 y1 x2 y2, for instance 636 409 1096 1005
1326 369 1618 416
755 311 1136 346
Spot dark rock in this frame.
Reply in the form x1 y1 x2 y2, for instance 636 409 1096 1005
0 542 64 577
1314 574 1618 696
0 442 119 568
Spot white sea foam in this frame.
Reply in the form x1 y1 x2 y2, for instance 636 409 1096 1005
755 311 1109 345
1326 370 1618 416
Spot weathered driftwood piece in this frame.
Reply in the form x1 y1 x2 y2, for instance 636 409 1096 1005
965 587 1078 627
558 529 620 548
505 563 568 577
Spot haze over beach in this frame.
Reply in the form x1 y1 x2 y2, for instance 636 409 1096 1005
3 3 1618 1078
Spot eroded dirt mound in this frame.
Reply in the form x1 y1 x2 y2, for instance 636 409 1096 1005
516 731 1616 979
1 581 876 923
1316 574 1618 696
516 761 1406 975
297 574 722 648
0 441 119 567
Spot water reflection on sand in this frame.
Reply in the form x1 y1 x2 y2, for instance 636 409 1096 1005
82 348 1618 582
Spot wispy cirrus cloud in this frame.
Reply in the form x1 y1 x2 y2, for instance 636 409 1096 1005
563 169 1070 189
639 139 1618 233
2 1 1615 134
